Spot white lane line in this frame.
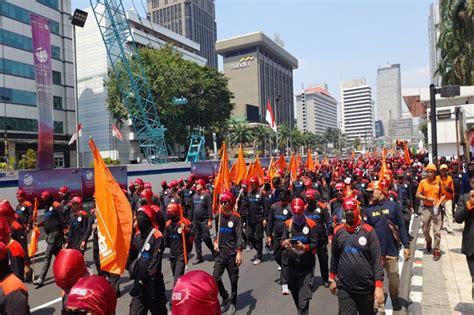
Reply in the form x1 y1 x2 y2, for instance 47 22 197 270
30 297 62 312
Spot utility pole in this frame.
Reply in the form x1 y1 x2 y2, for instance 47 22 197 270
429 84 438 162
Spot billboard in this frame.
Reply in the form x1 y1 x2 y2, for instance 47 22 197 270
82 166 128 200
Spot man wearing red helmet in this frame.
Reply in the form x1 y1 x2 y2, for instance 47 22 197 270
212 191 243 315
162 180 182 213
329 182 346 226
246 176 266 265
191 179 216 264
58 186 72 226
281 198 318 315
15 190 33 232
163 203 193 285
329 197 384 315
130 178 145 211
292 173 305 200
266 185 292 295
34 191 65 287
65 197 90 253
0 200 28 271
181 176 195 219
0 216 25 281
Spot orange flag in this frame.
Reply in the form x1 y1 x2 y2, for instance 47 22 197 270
288 154 298 182
212 143 230 214
380 158 388 180
277 154 287 171
296 154 302 169
268 156 277 179
322 156 329 167
229 162 237 184
254 156 265 184
89 138 133 275
306 149 315 171
245 162 255 182
235 144 247 185
403 142 411 165
28 198 40 257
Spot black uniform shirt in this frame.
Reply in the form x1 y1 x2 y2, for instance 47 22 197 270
215 212 243 259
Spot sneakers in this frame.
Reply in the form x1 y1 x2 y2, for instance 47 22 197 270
33 277 44 288
426 240 432 253
220 296 231 313
192 258 204 265
253 258 261 266
447 230 455 235
391 296 401 311
277 265 282 271
245 245 251 252
324 282 330 288
227 304 236 315
433 250 441 261
281 284 290 295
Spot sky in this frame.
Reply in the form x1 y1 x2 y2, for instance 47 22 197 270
72 0 433 103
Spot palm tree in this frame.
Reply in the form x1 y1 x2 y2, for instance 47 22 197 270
229 122 253 147
278 123 291 153
251 124 274 156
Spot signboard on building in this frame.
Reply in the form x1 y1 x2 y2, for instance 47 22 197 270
230 56 255 70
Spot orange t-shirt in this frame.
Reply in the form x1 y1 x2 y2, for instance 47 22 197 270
437 175 454 201
417 178 441 206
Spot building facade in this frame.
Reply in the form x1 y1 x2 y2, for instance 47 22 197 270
0 0 76 168
340 79 374 144
376 63 402 138
429 0 441 85
147 0 217 68
77 7 206 166
295 84 338 135
216 32 298 127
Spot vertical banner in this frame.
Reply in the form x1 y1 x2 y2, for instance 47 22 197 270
31 14 54 170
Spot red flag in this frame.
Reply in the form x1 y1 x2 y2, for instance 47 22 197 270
265 100 277 132
112 124 123 142
89 138 133 275
68 123 82 145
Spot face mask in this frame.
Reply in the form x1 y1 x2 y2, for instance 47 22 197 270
136 213 152 233
170 214 180 223
264 183 271 191
292 213 306 226
345 210 355 226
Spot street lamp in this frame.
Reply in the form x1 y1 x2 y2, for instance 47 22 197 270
429 84 461 163
70 9 88 168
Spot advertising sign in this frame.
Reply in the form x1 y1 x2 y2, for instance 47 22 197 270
82 166 128 199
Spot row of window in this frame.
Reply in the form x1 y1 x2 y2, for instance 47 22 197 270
0 30 61 59
0 2 60 35
0 117 63 133
0 58 62 85
0 87 63 109
37 0 59 10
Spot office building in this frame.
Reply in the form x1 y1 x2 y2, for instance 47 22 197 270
0 0 76 167
429 1 441 85
147 0 217 68
340 79 374 143
216 32 298 127
376 64 402 137
295 84 338 135
76 7 206 166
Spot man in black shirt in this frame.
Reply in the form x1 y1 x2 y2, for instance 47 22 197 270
247 176 266 265
213 191 243 315
191 181 215 264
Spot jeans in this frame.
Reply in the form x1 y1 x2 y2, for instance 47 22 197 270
422 206 442 250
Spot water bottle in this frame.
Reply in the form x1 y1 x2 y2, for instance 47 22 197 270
433 205 439 216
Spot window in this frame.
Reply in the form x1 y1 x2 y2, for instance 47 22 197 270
0 30 61 60
53 96 62 109
51 46 61 59
0 58 35 79
52 71 61 85
37 0 59 10
0 88 36 106
54 152 64 168
0 2 60 35
0 117 63 133
54 121 63 134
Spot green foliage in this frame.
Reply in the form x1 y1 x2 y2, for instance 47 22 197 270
17 149 36 169
419 119 428 145
88 157 121 167
105 45 234 146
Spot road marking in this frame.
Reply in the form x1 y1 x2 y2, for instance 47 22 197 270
414 249 424 259
30 297 62 312
410 291 422 303
411 275 423 286
416 237 425 245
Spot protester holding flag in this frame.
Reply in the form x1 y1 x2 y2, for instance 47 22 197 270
65 197 91 253
15 190 33 233
246 176 266 265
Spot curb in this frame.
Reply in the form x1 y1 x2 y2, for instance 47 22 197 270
407 216 423 315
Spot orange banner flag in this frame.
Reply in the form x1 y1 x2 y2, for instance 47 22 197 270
89 138 133 275
28 198 40 257
403 142 411 165
212 143 230 214
296 154 302 169
235 144 247 185
245 162 255 182
228 162 237 184
277 154 287 171
288 154 298 182
254 156 265 184
306 149 315 171
322 156 329 167
380 158 388 180
268 156 277 179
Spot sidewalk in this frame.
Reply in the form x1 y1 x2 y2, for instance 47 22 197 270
409 221 474 314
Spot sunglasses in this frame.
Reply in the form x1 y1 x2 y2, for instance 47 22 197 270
220 200 230 205
336 189 343 192
427 171 435 174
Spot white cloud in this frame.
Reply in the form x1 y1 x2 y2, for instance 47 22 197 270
401 65 430 89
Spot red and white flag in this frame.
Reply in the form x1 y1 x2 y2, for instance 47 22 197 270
112 123 123 142
68 123 82 145
265 100 277 132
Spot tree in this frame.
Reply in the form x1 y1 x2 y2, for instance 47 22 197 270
17 149 36 169
419 119 428 145
251 124 273 156
353 137 362 150
229 122 253 147
105 45 234 147
436 0 474 85
278 123 291 152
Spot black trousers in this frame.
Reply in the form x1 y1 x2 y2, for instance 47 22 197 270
246 222 263 259
272 236 288 285
170 257 186 285
193 220 214 260
129 295 167 315
316 240 329 283
287 267 313 315
337 288 375 315
213 254 239 305
466 255 474 299
38 230 64 281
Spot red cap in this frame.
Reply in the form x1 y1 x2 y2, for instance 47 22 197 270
342 197 358 210
169 180 178 188
197 179 206 187
172 270 221 315
335 182 345 190
161 180 167 187
0 217 10 244
178 178 184 185
128 182 135 192
41 191 51 200
53 249 88 291
66 275 117 315
241 179 249 187
137 205 157 227
396 169 404 177
167 203 180 216
277 169 284 176
0 200 15 220
68 196 82 207
291 198 305 215
264 176 271 184
354 169 363 177
303 178 312 188
16 189 26 198
249 176 259 185
220 191 235 208
140 189 153 201
59 186 69 194
0 242 6 261
305 189 317 201
144 182 152 190
135 178 144 186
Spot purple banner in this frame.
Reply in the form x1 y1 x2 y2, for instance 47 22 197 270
31 14 54 170
82 166 128 200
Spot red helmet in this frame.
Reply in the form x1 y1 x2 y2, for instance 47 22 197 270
220 191 235 207
135 178 144 186
53 249 88 291
161 180 167 187
167 203 181 217
240 179 249 187
291 198 305 215
264 176 271 184
140 189 153 201
342 197 358 210
249 176 259 185
354 169 363 177
69 196 83 207
0 217 10 244
335 182 345 191
169 180 178 188
144 182 152 190
41 191 52 200
197 179 206 187
303 178 312 188
277 169 284 177
137 205 157 227
0 200 15 219
16 189 26 198
128 182 135 192
59 186 69 194
396 169 404 177
178 178 184 185
186 176 194 183
305 189 317 201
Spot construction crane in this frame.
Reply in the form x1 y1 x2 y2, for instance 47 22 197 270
89 0 169 163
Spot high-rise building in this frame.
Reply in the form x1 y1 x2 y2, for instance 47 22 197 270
76 8 206 166
147 0 217 68
216 32 298 127
0 0 76 167
340 79 374 144
295 84 338 135
429 1 441 85
376 64 402 137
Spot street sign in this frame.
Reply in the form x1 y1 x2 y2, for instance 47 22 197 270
172 97 188 105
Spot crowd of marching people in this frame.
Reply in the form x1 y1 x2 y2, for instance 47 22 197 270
2 151 474 315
